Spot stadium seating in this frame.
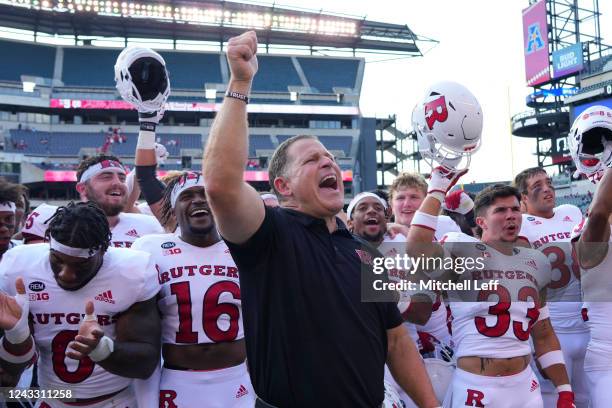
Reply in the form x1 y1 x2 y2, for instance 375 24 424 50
297 57 359 93
252 56 302 92
159 51 222 89
0 39 55 82
556 193 592 213
276 135 352 157
249 135 275 156
6 129 201 157
63 48 121 87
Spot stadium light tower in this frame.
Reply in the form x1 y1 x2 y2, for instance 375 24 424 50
511 0 610 173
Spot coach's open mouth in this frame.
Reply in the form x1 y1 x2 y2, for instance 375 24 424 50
319 174 338 191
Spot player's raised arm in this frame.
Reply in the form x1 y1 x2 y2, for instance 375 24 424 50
576 167 612 268
565 106 612 268
203 31 264 244
406 166 467 260
531 288 575 408
114 46 170 222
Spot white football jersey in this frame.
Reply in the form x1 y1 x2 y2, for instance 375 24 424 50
435 215 461 242
571 219 612 371
443 233 552 358
415 216 461 345
0 244 159 399
131 234 244 345
110 212 163 248
519 204 585 333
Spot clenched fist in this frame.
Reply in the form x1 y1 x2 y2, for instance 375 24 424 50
226 31 258 83
0 278 27 332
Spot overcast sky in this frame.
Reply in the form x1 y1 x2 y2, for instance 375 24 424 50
278 0 612 182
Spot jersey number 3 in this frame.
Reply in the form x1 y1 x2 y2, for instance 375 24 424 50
475 285 540 341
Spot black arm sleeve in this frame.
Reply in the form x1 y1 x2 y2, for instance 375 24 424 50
135 164 165 205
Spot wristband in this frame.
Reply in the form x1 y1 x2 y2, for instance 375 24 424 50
5 293 31 344
0 336 35 364
537 305 550 322
137 130 156 150
225 90 249 104
556 384 572 393
89 336 114 362
428 191 446 205
411 211 439 232
538 350 565 369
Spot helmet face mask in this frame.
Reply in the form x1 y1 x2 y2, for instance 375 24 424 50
114 46 170 113
413 81 483 171
568 106 612 182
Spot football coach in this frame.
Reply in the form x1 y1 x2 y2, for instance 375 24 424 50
203 30 439 408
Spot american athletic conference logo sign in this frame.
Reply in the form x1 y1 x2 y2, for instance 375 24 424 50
525 23 545 54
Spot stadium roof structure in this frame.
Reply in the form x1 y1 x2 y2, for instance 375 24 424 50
0 0 435 55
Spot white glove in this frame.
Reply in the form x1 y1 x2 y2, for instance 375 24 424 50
428 166 468 204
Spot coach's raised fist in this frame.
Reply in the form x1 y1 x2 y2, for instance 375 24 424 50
66 301 104 360
227 31 259 83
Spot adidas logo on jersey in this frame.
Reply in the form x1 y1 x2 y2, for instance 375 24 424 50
95 290 115 304
563 216 573 222
126 229 140 238
235 384 249 399
525 260 538 270
530 379 539 392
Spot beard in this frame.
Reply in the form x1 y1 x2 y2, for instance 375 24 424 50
86 185 126 217
186 222 215 236
360 230 384 244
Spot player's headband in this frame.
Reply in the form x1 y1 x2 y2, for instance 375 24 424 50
346 192 388 219
0 201 16 213
50 237 99 258
171 172 205 208
79 160 126 183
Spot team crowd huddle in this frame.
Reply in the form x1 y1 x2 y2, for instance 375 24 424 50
0 30 611 408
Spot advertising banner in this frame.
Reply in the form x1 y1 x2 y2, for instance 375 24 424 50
523 0 550 86
552 43 583 78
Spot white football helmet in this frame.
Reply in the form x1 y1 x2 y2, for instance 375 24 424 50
567 105 612 183
413 81 483 171
382 380 404 408
114 46 170 113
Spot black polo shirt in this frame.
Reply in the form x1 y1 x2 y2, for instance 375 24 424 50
225 206 402 408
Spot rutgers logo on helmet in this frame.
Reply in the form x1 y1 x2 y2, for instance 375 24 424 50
413 81 483 171
114 46 171 114
567 105 612 183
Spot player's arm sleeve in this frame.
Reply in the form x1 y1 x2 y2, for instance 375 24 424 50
137 253 161 302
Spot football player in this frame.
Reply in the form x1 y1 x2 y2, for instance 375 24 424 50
388 173 458 354
0 180 24 261
75 155 163 248
0 202 160 407
569 105 612 408
347 191 452 406
514 167 588 407
407 173 575 407
131 171 254 407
